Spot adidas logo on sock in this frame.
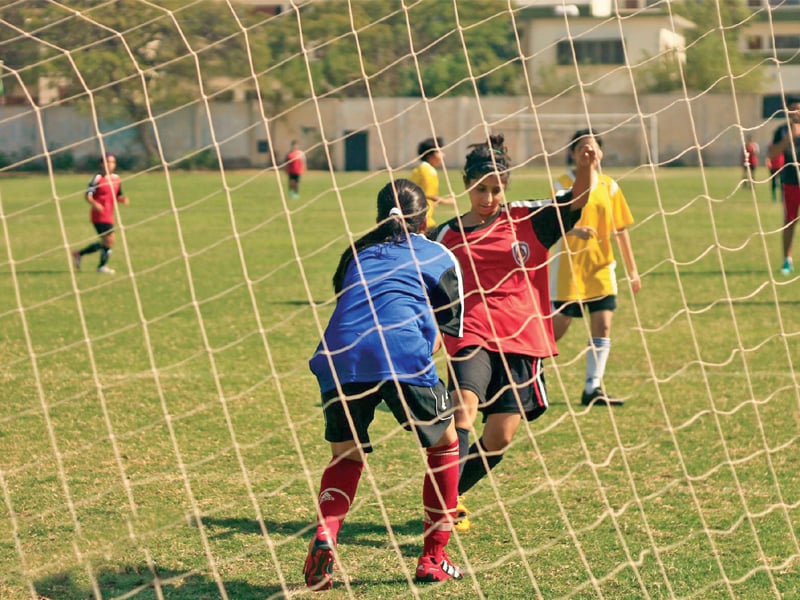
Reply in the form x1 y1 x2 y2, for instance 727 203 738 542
319 491 335 503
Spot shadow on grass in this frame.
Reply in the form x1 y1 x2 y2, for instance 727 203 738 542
35 566 291 600
272 299 329 306
202 515 423 555
0 270 73 275
32 518 431 599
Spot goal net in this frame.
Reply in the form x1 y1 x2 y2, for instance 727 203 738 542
1 1 798 599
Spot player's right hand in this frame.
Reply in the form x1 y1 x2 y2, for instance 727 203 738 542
569 226 597 240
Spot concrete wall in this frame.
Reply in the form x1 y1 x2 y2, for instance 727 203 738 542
0 94 780 172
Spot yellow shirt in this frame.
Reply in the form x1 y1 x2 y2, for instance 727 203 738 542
550 170 634 301
409 161 439 228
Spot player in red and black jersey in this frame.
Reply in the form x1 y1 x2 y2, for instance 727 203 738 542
768 96 800 275
72 153 129 274
284 140 306 199
434 133 598 531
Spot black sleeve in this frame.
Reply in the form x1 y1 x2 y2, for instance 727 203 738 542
429 265 463 338
531 191 584 249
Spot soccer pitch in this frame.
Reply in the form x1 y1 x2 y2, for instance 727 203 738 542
1 167 798 599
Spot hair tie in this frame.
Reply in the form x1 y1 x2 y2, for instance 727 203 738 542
389 207 403 217
465 160 506 180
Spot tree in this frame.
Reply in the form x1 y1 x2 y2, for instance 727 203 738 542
250 0 524 100
1 0 532 165
637 0 763 93
4 0 271 165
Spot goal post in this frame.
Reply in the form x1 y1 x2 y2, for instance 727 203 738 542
489 112 659 167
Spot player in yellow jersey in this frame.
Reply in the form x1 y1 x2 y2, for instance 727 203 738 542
550 129 641 407
410 137 456 229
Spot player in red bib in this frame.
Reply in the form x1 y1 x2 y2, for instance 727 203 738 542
768 96 800 275
742 136 759 189
285 140 306 199
434 133 598 532
72 153 129 274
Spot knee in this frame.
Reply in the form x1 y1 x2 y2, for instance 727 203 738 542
481 431 513 453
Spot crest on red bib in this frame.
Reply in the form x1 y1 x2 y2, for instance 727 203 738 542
511 241 530 266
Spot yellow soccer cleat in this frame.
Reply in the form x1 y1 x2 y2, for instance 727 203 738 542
454 496 471 533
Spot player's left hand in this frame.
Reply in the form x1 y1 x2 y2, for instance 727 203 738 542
629 272 642 294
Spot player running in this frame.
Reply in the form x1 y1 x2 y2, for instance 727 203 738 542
434 133 597 532
72 153 129 274
304 179 465 589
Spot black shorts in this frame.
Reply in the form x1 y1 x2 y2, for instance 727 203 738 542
288 173 301 183
321 380 453 452
448 346 548 422
93 222 114 237
553 295 617 319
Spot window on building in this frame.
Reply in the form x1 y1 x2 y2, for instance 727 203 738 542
556 39 625 65
747 0 761 7
773 35 800 50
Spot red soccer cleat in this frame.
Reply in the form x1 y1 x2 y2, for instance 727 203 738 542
303 536 335 591
414 551 464 583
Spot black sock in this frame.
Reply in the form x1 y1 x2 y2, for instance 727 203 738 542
79 242 103 256
456 427 470 480
458 438 504 496
99 247 112 268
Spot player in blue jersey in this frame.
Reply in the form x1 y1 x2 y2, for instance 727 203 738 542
304 179 466 590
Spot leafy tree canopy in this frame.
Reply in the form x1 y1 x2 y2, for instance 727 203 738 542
671 0 764 93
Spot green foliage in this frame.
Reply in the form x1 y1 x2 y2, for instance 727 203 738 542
250 0 523 99
672 0 764 93
174 148 219 170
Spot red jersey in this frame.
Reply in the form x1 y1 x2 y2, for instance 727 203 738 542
87 173 123 224
435 197 581 359
743 142 759 167
766 152 785 172
286 149 306 176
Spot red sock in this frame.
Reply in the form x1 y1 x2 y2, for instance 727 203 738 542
315 456 364 543
422 439 459 558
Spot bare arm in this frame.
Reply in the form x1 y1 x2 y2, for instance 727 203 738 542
86 192 103 212
432 331 442 354
614 228 641 293
430 193 456 206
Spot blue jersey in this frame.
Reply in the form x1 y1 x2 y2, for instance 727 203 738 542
309 233 464 393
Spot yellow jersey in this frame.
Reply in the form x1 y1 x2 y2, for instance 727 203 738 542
409 161 439 228
550 170 634 302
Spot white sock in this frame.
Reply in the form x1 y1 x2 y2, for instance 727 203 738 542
585 337 611 393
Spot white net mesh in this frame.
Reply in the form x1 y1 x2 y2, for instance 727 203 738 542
0 1 798 598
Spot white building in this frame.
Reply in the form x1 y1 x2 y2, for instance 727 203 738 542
519 0 800 97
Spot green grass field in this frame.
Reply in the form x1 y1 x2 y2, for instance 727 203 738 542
1 166 798 599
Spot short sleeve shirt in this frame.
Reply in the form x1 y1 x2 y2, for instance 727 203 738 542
409 161 440 228
286 150 306 176
87 173 123 224
309 233 464 393
435 195 581 359
550 171 634 301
